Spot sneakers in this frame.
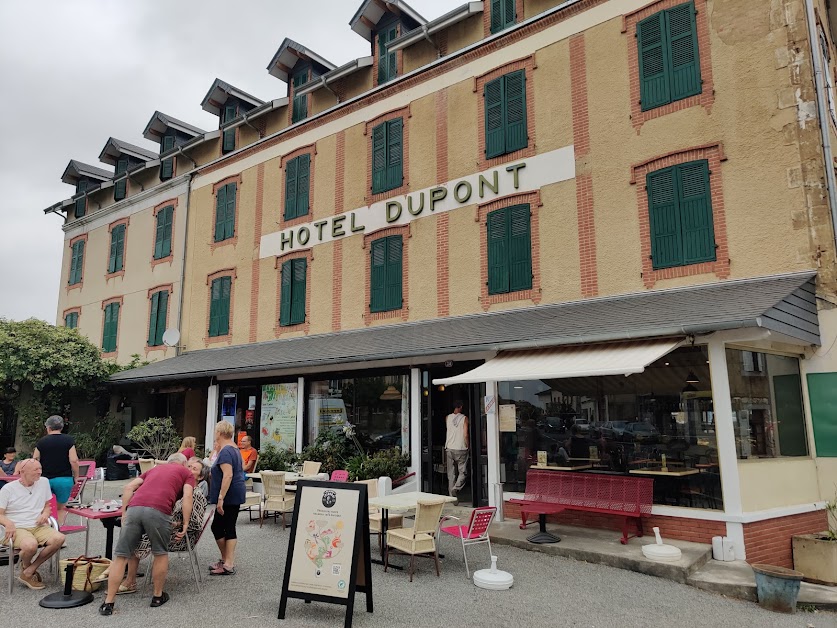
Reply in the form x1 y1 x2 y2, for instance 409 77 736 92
451 488 459 506
17 571 45 590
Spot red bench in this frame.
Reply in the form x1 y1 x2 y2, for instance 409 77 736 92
508 469 653 544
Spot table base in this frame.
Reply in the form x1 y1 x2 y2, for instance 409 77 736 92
39 563 94 609
527 514 561 544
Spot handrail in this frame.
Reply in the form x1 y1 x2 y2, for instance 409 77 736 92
392 471 416 487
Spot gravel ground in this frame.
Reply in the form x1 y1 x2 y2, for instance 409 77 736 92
3 482 835 628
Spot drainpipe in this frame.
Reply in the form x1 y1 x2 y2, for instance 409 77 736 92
320 75 339 103
421 24 440 58
126 171 144 192
174 173 193 357
176 145 197 169
804 0 837 256
242 111 263 139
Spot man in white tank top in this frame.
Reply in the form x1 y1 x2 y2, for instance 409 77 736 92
444 400 469 505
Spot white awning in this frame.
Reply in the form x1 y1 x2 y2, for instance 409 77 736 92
432 338 683 385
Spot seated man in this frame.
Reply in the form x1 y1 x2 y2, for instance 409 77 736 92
0 459 66 590
99 453 195 616
239 436 259 474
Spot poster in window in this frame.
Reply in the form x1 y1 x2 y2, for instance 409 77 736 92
261 383 298 452
499 404 517 432
221 393 237 424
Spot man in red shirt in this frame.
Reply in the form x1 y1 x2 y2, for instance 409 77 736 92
99 453 195 616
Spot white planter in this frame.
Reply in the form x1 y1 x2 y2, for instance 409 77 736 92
792 533 837 586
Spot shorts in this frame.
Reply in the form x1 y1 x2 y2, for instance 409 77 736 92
211 504 240 541
11 526 62 549
114 506 172 557
49 476 74 504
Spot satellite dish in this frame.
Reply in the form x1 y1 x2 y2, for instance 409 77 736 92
162 328 181 347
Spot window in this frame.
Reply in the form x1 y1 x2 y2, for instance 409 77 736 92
69 240 85 285
114 157 128 201
377 25 397 84
154 205 174 259
292 70 308 123
160 134 175 180
108 224 126 273
284 154 311 221
214 183 237 242
646 160 715 270
208 276 232 337
64 312 78 329
74 180 87 218
370 235 402 313
490 0 516 34
279 258 307 326
102 302 120 353
371 118 403 194
148 290 169 346
638 1 701 111
487 204 532 295
222 104 237 153
484 70 527 159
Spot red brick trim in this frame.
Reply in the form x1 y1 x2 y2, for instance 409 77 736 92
145 284 174 354
372 22 404 88
210 174 243 251
743 510 827 569
483 0 524 37
67 233 89 292
274 249 314 336
250 164 266 344
475 56 536 171
365 105 411 204
279 144 317 229
204 268 237 346
477 191 542 310
151 198 178 268
363 224 411 325
332 131 346 333
62 306 81 327
624 0 715 134
105 217 130 281
100 295 124 358
630 142 729 287
436 89 450 318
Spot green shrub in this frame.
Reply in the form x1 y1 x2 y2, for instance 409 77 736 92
347 448 409 482
127 417 180 460
71 414 123 464
16 399 50 450
258 444 299 471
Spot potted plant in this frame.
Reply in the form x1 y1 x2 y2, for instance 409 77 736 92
126 417 180 461
792 495 837 585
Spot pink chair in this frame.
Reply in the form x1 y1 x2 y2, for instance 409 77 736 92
50 495 86 537
330 470 349 482
439 506 497 578
77 460 103 501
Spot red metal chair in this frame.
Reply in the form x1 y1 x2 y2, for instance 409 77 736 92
49 495 86 537
330 470 349 482
439 506 497 578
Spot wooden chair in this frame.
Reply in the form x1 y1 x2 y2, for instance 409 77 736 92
301 461 322 476
439 506 497 577
261 471 295 528
385 499 447 582
330 470 349 482
138 459 156 475
354 479 403 552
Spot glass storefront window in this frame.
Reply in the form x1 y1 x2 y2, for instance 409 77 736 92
307 374 410 455
726 349 807 459
498 346 723 509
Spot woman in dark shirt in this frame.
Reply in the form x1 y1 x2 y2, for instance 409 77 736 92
0 447 17 475
33 415 79 524
208 421 245 575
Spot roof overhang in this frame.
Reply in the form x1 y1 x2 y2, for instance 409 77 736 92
142 111 205 143
350 0 427 41
98 137 157 166
388 2 483 52
266 38 337 83
60 160 111 186
201 79 265 117
109 272 820 385
295 56 374 98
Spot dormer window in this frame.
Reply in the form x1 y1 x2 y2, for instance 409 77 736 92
74 180 87 218
292 69 309 123
490 0 516 34
114 157 129 201
160 134 175 180
377 25 398 84
222 103 237 153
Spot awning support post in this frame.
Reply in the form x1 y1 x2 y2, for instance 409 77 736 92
295 377 305 454
409 368 421 485
485 380 503 521
205 384 219 449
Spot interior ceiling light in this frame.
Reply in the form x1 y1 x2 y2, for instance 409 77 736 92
379 385 404 400
685 371 700 384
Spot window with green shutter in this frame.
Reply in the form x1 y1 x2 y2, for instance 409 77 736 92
160 134 175 180
369 235 403 313
214 183 237 242
646 159 715 269
292 70 308 123
114 157 128 201
147 290 169 346
74 180 87 218
69 240 84 285
490 0 516 34
377 26 398 84
487 204 532 295
108 224 126 273
102 302 120 353
64 312 78 329
222 104 237 153
484 70 527 159
371 118 403 194
208 276 232 337
638 1 701 111
284 154 311 220
154 205 174 259
279 258 307 326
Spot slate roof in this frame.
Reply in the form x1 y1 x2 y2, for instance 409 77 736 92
110 271 819 384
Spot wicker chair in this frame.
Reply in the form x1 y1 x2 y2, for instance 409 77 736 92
301 461 322 476
385 499 447 582
354 479 403 552
261 471 295 528
138 459 156 475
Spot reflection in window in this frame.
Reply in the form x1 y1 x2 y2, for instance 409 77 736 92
726 349 807 459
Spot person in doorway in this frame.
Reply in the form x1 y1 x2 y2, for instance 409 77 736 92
239 436 258 474
33 415 78 525
444 400 469 505
0 447 17 476
565 424 590 461
208 421 245 576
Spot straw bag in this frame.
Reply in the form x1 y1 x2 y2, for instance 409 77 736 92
58 555 111 592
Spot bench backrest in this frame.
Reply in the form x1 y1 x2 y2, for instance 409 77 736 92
524 469 653 515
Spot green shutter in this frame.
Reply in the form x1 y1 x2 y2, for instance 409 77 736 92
484 77 505 158
508 204 532 291
647 167 683 269
370 238 387 312
386 118 403 191
290 258 307 324
209 277 231 336
209 279 221 336
148 292 160 346
65 312 78 329
371 122 387 193
114 157 128 201
102 303 119 352
215 185 227 242
487 208 509 294
385 236 402 310
160 135 175 179
490 0 503 33
222 105 236 153
224 183 236 239
638 11 671 111
292 70 308 123
296 153 310 218
387 27 397 82
69 241 84 285
74 180 87 218
108 224 125 273
154 205 173 259
676 160 715 264
284 157 298 220
807 373 837 457
279 260 293 326
667 2 701 102
148 290 168 346
378 31 388 84
504 71 527 153
503 0 515 27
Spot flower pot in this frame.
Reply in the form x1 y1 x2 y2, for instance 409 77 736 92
793 533 837 585
751 564 803 614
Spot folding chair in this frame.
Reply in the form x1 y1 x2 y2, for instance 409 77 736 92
439 506 497 577
77 460 104 501
143 505 215 594
66 476 87 507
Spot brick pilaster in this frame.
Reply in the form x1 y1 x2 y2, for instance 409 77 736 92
436 90 450 318
249 163 265 343
332 131 345 332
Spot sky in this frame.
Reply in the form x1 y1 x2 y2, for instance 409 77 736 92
0 0 456 323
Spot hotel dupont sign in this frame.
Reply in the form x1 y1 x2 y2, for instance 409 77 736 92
260 145 575 258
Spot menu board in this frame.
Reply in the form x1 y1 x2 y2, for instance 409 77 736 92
261 383 298 452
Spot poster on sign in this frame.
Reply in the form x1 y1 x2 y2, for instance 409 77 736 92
260 383 298 452
278 481 372 628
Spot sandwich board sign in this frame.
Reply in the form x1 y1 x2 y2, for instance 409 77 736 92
278 480 373 628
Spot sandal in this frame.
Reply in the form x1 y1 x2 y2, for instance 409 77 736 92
150 591 170 607
117 583 137 595
99 602 114 616
207 560 224 571
209 565 236 576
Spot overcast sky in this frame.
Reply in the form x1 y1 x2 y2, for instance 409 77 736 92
0 0 454 323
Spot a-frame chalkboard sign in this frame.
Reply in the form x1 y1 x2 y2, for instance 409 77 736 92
278 480 373 628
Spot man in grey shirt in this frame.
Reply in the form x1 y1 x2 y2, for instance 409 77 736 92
444 400 469 505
